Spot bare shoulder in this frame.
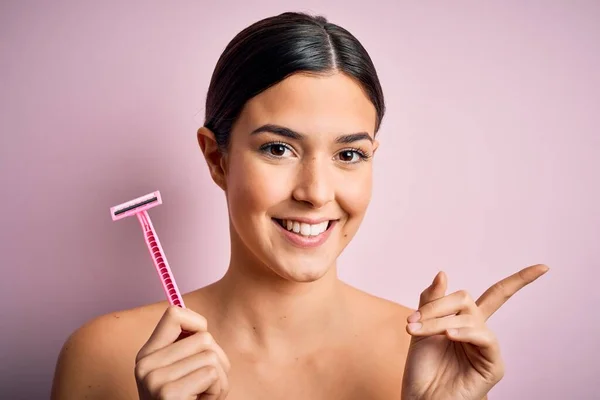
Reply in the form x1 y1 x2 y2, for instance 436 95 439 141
341 284 415 397
343 282 415 336
50 300 168 400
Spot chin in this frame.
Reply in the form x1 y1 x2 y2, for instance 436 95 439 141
269 257 334 283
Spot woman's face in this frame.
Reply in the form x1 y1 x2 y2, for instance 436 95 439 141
213 72 378 282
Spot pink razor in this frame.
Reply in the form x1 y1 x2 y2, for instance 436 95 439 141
110 191 186 309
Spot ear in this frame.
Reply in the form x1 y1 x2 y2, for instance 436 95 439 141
197 127 227 190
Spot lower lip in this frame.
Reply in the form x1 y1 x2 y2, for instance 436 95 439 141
273 219 336 248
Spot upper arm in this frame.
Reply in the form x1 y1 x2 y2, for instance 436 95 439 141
50 316 137 400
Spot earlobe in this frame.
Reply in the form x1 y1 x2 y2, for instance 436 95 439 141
197 127 227 190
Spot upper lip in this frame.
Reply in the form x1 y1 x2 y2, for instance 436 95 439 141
273 217 336 224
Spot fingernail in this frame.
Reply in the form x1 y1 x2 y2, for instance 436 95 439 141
407 311 421 323
447 328 458 336
407 322 422 332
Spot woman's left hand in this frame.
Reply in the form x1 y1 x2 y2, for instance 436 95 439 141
401 264 549 400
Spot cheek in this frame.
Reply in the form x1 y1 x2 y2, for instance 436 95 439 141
337 169 373 216
226 151 290 215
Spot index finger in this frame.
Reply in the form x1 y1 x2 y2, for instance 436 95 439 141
476 264 549 320
136 306 208 361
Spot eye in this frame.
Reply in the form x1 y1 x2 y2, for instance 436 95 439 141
339 150 358 162
268 144 287 156
260 142 294 158
336 149 369 163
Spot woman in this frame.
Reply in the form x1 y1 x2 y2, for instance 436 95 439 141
51 12 548 400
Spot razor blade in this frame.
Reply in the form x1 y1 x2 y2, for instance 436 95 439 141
110 191 163 221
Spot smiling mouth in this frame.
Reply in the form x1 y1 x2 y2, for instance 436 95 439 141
272 218 333 237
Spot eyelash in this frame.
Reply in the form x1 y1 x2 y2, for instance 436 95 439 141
259 141 371 163
339 147 371 162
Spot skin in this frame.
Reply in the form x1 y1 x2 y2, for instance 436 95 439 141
50 72 549 400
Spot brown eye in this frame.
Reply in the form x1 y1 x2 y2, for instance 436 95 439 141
260 142 292 158
270 144 287 156
339 150 355 162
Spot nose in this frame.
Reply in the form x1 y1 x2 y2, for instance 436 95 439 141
291 156 334 209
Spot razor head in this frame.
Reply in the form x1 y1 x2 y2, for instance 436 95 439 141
110 191 162 221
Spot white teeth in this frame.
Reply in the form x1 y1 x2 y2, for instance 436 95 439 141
300 223 311 236
281 219 329 237
310 223 322 236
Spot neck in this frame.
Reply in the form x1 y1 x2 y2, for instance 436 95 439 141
208 236 348 358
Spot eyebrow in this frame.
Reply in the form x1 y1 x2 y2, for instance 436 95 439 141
250 124 373 144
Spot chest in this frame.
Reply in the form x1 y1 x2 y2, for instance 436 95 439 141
224 346 404 400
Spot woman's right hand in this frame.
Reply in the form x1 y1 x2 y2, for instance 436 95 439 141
134 306 231 400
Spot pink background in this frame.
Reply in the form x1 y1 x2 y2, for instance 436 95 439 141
1 1 598 398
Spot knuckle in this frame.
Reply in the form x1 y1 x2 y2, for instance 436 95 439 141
143 369 162 393
164 305 185 325
157 382 179 400
134 350 145 366
517 268 531 283
492 281 510 299
200 331 214 344
204 349 219 365
458 290 472 303
194 331 214 349
165 305 181 318
134 359 150 381
205 365 219 380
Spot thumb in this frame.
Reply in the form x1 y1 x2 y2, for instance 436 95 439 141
418 271 447 308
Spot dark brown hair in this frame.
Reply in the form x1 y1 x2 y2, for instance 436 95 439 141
204 11 385 150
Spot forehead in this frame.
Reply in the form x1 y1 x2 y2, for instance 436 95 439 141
236 72 377 136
